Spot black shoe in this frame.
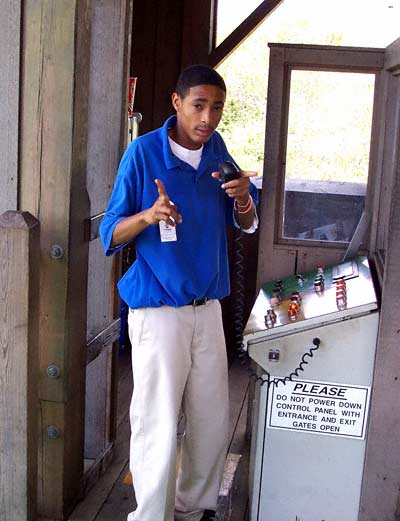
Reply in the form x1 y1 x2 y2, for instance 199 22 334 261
200 510 216 520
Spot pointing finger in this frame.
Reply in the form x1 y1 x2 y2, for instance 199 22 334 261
155 178 168 197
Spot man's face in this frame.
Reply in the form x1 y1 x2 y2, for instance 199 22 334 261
171 84 226 150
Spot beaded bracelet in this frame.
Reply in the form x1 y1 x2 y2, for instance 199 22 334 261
234 195 253 214
235 194 252 208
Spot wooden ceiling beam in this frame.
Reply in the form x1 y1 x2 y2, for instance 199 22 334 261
208 0 284 67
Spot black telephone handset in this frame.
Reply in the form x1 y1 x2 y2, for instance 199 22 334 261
219 161 240 183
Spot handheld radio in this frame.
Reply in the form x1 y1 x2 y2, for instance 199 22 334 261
219 161 240 183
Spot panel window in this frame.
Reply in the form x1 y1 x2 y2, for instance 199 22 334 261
282 70 375 243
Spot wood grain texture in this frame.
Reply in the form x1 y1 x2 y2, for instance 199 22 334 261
87 0 128 216
20 1 91 518
85 349 110 458
129 0 158 135
85 0 132 466
86 319 121 364
0 211 40 521
0 1 20 214
87 240 115 341
181 0 213 67
384 36 400 73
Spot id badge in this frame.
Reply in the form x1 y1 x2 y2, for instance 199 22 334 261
159 220 177 242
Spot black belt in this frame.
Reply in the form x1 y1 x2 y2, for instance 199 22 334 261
187 298 209 307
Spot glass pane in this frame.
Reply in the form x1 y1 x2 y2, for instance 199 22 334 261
217 24 268 173
216 0 264 46
216 1 397 181
282 70 375 243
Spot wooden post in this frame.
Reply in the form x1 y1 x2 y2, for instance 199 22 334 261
359 43 400 521
19 2 91 518
0 211 40 521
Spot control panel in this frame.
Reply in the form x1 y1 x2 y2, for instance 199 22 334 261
245 256 378 341
245 256 380 521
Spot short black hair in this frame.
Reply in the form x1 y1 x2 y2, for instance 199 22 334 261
175 64 226 98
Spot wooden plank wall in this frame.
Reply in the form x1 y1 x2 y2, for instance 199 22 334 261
0 212 40 521
130 0 184 135
0 0 20 213
85 0 132 462
181 0 214 67
19 1 91 518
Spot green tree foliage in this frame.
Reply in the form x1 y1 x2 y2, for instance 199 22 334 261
216 5 376 182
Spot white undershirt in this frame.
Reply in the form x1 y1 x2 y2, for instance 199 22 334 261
168 137 203 170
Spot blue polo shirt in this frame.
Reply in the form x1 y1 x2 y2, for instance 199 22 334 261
100 115 258 309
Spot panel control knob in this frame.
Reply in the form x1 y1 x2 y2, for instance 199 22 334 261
314 279 324 292
291 291 302 305
264 309 277 328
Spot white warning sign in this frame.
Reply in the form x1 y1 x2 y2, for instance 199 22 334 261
268 379 370 439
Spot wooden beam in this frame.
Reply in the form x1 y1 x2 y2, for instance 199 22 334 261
153 0 185 126
359 42 400 521
385 36 400 74
359 116 400 519
85 0 132 468
86 319 121 364
130 0 158 135
0 1 20 213
182 0 214 68
20 1 91 518
0 211 40 521
209 0 283 68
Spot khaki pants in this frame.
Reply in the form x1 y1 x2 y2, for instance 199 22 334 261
127 300 229 521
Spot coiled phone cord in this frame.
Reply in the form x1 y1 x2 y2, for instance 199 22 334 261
229 227 322 388
259 338 321 388
220 161 322 389
238 333 321 389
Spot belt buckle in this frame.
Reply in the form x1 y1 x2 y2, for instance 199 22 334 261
192 298 207 306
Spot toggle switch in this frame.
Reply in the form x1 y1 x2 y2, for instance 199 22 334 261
264 309 277 328
314 279 324 293
291 291 302 305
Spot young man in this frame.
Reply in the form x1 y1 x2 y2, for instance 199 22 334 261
100 65 258 521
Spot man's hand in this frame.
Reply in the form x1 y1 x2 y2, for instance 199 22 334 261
145 179 183 226
211 170 257 205
110 179 182 247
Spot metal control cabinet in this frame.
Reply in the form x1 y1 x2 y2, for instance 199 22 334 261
244 257 379 521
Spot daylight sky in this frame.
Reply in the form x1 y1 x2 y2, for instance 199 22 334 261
217 0 400 48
